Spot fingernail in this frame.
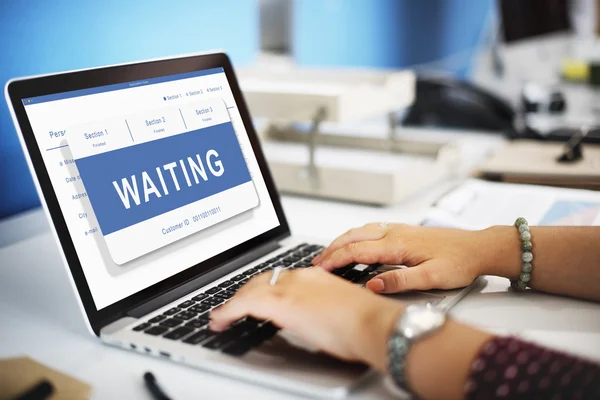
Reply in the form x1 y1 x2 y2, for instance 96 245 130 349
312 254 322 264
367 278 384 293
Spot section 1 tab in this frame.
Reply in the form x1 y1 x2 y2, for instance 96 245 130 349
67 118 133 159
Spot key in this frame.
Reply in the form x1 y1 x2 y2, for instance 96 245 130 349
197 312 210 321
343 269 366 282
144 326 168 336
222 339 252 356
232 319 260 335
255 322 279 341
185 319 208 329
243 268 259 276
133 323 150 331
182 329 216 345
163 307 180 316
174 311 196 321
332 264 356 277
148 315 166 324
202 330 239 350
210 296 224 306
189 304 210 313
206 287 221 295
160 318 184 328
201 298 222 307
296 261 312 268
214 290 235 299
178 300 195 308
164 327 193 340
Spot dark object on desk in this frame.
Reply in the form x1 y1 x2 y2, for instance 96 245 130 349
402 76 516 135
143 372 172 400
523 126 600 144
521 82 566 114
474 139 600 190
0 356 91 400
13 380 53 400
557 127 587 163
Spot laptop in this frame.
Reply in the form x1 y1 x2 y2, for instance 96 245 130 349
5 52 481 398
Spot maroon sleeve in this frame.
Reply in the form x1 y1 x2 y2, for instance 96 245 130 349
464 336 600 400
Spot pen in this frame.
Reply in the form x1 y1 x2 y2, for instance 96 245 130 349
15 380 54 400
143 371 172 400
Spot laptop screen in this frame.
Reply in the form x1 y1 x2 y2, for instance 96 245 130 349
22 67 280 310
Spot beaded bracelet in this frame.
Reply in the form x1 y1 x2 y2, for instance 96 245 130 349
511 217 533 291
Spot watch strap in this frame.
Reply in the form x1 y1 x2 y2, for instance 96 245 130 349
388 331 412 394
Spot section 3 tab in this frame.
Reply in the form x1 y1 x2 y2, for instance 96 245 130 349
67 99 259 265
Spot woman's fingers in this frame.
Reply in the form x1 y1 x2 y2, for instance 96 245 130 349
210 268 298 331
366 263 439 294
313 223 388 265
316 239 389 270
209 287 276 331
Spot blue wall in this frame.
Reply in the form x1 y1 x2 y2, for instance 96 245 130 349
292 0 492 75
0 0 259 219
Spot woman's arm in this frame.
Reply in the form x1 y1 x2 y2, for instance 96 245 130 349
482 225 600 301
209 267 600 400
313 224 600 302
209 267 492 400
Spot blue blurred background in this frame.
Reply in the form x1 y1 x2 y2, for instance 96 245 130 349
0 0 492 219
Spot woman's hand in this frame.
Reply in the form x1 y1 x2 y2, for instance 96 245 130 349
209 267 404 372
313 223 506 294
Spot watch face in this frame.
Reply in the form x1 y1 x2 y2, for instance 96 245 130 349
399 304 446 340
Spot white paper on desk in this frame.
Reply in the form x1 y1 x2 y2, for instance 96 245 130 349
423 179 600 229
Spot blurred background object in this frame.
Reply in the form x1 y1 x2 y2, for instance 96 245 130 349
5 0 600 217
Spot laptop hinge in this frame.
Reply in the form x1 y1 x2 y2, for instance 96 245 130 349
126 239 282 319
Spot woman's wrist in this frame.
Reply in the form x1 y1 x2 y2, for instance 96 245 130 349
405 320 494 400
359 297 494 400
478 225 522 280
357 298 405 372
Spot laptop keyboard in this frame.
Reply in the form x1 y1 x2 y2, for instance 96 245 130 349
132 243 380 356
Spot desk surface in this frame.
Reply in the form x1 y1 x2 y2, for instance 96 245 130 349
2 130 600 399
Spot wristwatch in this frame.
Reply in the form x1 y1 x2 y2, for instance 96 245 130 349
387 303 447 394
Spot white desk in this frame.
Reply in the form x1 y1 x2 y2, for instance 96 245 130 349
2 130 600 399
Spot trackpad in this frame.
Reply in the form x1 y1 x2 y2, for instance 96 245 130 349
236 331 370 391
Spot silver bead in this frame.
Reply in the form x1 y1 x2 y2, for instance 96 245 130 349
522 252 533 263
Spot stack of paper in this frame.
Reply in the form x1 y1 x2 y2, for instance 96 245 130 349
423 179 600 229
